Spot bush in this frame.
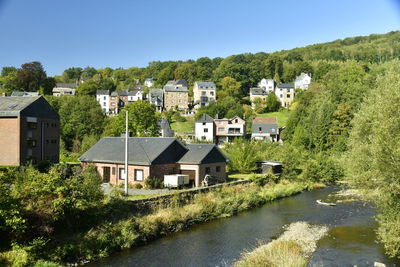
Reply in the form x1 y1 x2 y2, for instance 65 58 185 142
134 183 143 189
144 177 164 189
250 174 268 187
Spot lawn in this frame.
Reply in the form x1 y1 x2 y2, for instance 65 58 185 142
171 117 195 134
256 109 290 127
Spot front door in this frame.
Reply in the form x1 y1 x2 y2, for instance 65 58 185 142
103 167 110 183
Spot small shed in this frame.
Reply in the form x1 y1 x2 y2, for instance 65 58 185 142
256 161 283 176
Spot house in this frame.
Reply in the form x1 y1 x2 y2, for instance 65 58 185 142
250 87 269 107
79 137 227 187
214 116 246 144
251 117 279 142
158 118 174 137
0 96 60 165
163 80 189 112
294 73 311 90
148 88 164 112
275 83 295 108
258 78 276 93
193 81 216 110
109 91 120 114
118 89 143 107
96 90 111 114
11 92 40 97
144 78 155 88
52 83 77 96
195 113 215 142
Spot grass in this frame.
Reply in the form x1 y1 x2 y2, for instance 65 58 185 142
228 173 255 180
256 109 291 127
16 180 319 265
170 121 195 133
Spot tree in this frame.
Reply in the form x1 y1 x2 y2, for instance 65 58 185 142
14 62 47 92
111 100 160 137
76 80 99 96
1 66 17 77
62 67 82 83
265 93 281 112
264 55 283 79
220 76 241 99
40 77 57 95
81 67 97 80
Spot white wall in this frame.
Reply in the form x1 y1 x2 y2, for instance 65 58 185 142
96 94 110 113
195 122 214 142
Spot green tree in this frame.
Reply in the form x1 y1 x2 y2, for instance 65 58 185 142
265 93 281 112
14 62 47 92
220 76 241 99
111 100 160 137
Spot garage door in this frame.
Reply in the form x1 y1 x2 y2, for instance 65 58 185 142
181 170 196 181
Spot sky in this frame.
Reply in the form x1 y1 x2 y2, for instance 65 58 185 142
0 0 399 76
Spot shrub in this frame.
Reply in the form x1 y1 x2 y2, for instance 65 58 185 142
250 174 268 187
134 184 143 189
144 177 164 189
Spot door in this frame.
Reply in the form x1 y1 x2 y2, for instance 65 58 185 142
103 167 110 183
181 170 196 181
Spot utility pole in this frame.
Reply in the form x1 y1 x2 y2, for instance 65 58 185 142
124 110 129 196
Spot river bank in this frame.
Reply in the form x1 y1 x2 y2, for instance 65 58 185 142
0 180 318 266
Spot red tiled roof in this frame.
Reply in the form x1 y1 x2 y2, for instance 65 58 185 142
252 117 277 124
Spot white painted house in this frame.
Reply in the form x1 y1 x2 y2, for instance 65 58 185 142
96 90 110 113
275 84 295 108
294 73 311 90
195 114 215 142
258 78 276 93
144 78 155 88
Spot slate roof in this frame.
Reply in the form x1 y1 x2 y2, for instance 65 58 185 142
163 85 188 92
96 90 110 95
250 88 267 96
178 144 227 164
11 91 39 96
0 96 59 119
79 137 227 165
194 81 216 89
55 83 77 88
277 83 294 89
79 137 187 165
196 113 214 123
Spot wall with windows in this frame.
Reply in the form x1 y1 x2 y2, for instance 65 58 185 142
195 121 214 142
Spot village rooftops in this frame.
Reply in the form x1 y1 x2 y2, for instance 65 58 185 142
163 85 189 92
250 88 268 95
252 116 277 124
194 81 216 89
196 113 214 123
96 90 110 95
0 96 59 119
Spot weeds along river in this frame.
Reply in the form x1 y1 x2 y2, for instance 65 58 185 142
87 186 399 267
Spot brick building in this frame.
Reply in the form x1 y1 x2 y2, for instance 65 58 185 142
79 137 227 187
0 96 60 165
163 80 189 112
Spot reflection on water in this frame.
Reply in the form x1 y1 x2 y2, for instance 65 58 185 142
87 187 399 267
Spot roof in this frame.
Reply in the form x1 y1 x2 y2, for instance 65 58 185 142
79 137 187 165
252 117 277 124
0 96 59 119
163 85 188 92
250 88 267 96
55 83 77 89
11 91 39 96
196 113 214 123
194 81 216 89
277 83 294 89
96 90 110 95
145 78 155 82
165 80 188 88
178 144 227 164
149 88 163 95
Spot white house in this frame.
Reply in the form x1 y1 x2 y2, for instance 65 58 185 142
144 78 155 88
96 90 110 113
275 84 295 108
127 90 143 102
258 78 276 93
294 73 311 90
195 114 215 142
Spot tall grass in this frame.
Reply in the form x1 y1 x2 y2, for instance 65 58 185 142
1 181 319 265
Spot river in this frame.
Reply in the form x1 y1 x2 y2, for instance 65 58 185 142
87 186 399 267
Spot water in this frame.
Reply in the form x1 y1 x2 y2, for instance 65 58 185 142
88 187 399 267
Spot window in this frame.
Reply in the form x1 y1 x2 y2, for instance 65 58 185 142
112 167 116 175
135 169 144 181
27 122 37 129
258 127 262 133
218 127 224 132
103 96 106 100
27 139 37 147
204 128 208 133
46 140 49 144
216 166 221 172
205 167 210 174
202 122 206 126
210 91 214 96
119 168 126 180
235 119 238 123
287 94 290 98
201 91 206 96
280 94 283 98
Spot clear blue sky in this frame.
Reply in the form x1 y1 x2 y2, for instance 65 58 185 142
0 0 399 76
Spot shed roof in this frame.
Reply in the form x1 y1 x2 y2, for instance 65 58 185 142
178 144 227 164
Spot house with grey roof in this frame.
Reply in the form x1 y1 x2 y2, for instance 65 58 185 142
79 137 227 187
251 117 279 142
118 89 143 108
144 78 155 88
52 83 77 96
195 113 215 142
158 118 174 137
96 90 112 114
0 96 60 165
250 87 269 108
275 83 295 108
163 80 189 112
148 88 164 111
294 73 311 90
193 81 216 110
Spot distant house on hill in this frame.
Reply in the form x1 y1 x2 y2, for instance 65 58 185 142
0 96 60 165
275 83 295 108
251 117 279 142
148 88 164 112
52 83 77 96
193 81 216 110
258 78 276 93
163 80 189 112
195 113 215 142
144 78 155 87
158 118 174 137
294 73 311 90
96 90 112 114
214 116 246 144
79 137 227 187
250 87 269 107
